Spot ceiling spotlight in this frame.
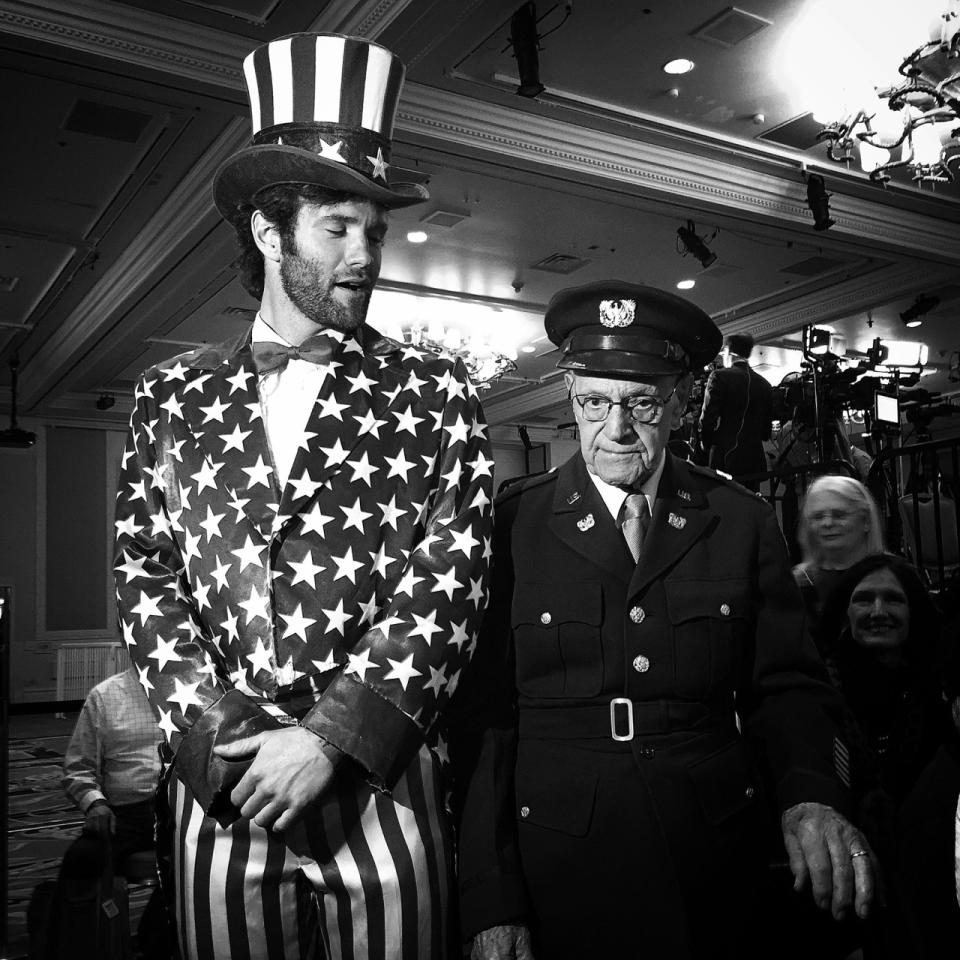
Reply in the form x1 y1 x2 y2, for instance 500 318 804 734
520 345 537 353
663 58 695 75
509 2 546 98
406 231 428 243
676 279 696 290
676 220 718 269
805 173 834 231
900 294 939 328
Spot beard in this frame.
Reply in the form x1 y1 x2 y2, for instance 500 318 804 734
278 238 373 333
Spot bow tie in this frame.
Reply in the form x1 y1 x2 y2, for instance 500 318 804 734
251 333 338 376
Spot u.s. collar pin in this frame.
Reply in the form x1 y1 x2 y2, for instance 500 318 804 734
677 489 691 501
577 513 595 531
668 512 686 529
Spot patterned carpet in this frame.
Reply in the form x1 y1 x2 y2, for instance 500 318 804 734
6 724 155 959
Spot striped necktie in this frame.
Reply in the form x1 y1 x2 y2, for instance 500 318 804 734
619 493 650 562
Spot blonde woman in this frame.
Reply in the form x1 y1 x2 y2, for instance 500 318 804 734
794 474 885 645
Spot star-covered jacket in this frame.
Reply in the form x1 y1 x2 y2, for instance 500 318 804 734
113 324 494 806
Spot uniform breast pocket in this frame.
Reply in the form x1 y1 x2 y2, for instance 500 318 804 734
665 579 750 698
512 582 603 698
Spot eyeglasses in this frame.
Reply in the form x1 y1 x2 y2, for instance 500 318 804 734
571 384 678 425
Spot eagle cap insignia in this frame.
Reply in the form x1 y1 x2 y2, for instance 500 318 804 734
598 298 636 327
668 512 686 529
577 513 595 531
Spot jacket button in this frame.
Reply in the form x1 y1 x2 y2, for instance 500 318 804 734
745 786 755 800
720 603 731 616
540 612 552 625
629 606 645 624
632 655 650 673
520 805 530 818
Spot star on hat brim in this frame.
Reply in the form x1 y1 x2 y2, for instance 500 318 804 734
213 143 428 218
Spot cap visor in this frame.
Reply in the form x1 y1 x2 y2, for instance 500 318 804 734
557 350 683 378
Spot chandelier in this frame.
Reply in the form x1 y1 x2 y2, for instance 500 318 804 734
812 0 960 184
399 321 518 389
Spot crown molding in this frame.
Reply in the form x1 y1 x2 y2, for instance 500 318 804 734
19 118 247 411
0 0 415 88
397 84 960 266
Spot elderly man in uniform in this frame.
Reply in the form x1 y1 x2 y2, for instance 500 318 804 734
452 281 874 959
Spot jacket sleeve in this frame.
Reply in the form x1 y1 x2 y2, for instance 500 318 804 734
448 492 531 940
114 372 282 818
740 503 850 815
301 361 495 790
698 369 722 442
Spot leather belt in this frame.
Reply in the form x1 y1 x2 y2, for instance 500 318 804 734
519 699 717 741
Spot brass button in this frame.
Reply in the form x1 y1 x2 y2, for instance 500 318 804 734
719 603 731 617
520 805 530 818
632 654 650 673
629 606 645 624
540 612 552 625
745 786 755 800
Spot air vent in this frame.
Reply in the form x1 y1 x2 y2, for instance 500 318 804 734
780 255 847 277
62 100 151 143
530 253 591 274
420 209 470 228
757 112 822 151
0 275 20 292
692 7 772 47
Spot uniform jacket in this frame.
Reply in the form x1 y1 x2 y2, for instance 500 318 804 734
453 451 846 940
113 324 494 809
698 359 773 478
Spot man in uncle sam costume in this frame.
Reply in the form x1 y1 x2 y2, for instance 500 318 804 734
113 33 493 960
452 281 876 959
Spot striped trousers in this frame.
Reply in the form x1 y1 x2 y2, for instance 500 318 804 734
167 744 454 960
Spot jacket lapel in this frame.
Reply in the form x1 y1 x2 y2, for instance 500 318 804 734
179 332 277 540
548 455 634 584
628 454 717 596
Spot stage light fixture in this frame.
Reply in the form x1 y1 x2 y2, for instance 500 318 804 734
805 173 834 231
900 293 939 328
509 2 546 98
676 220 718 268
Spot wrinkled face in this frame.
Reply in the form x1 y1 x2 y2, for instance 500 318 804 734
805 490 869 562
279 198 387 332
847 568 911 651
567 372 688 488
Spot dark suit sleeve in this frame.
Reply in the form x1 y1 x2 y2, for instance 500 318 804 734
758 376 774 442
740 503 849 815
449 493 531 940
698 369 722 443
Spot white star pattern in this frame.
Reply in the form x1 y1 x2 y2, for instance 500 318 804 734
113 343 493 760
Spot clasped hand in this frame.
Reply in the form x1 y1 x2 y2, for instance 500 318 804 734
213 726 338 832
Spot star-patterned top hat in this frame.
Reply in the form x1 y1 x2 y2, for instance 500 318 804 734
545 280 722 377
213 33 428 217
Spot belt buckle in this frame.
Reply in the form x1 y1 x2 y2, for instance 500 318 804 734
609 697 634 741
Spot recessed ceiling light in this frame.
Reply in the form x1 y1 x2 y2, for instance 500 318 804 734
676 279 696 290
663 58 695 75
520 345 537 353
406 230 428 243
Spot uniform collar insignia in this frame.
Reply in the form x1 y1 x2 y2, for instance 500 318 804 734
677 488 691 501
668 512 686 529
577 512 595 531
567 491 581 504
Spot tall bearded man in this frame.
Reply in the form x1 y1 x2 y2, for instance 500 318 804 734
113 33 494 960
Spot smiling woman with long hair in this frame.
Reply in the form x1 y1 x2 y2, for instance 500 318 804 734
819 553 960 959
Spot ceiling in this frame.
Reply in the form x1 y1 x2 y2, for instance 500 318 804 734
3 0 960 446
